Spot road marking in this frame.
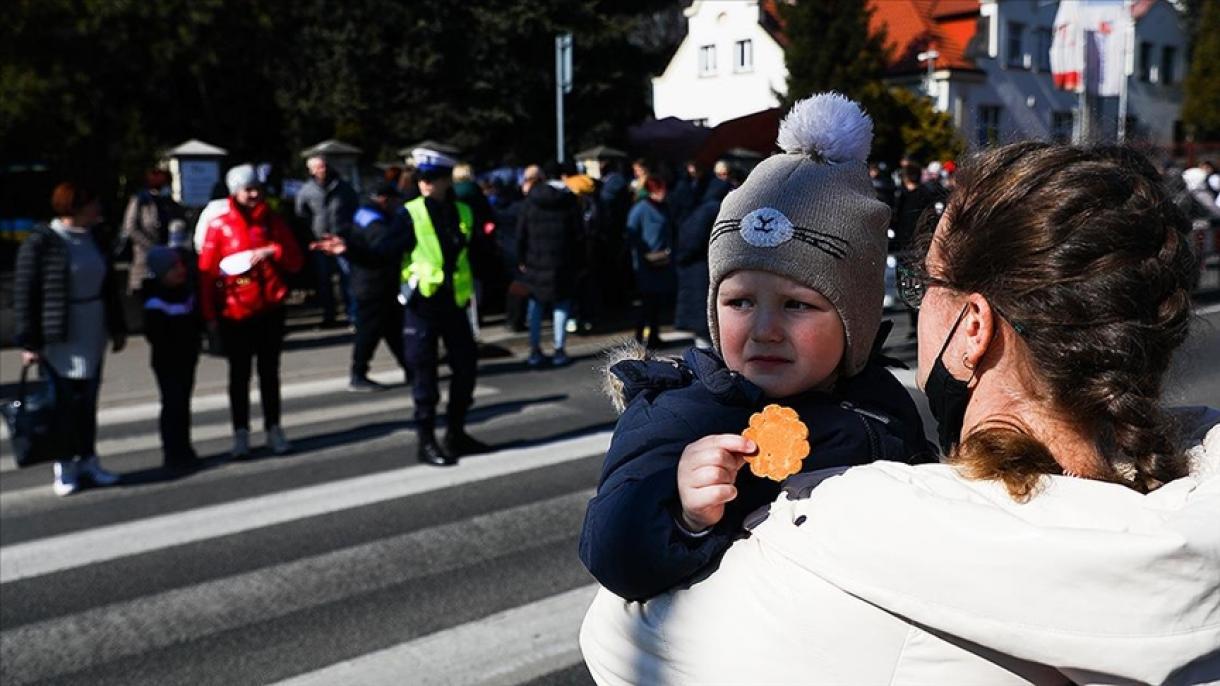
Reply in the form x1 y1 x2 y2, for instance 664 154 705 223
0 380 497 473
0 430 611 583
0 492 594 685
1196 301 1220 316
272 584 599 686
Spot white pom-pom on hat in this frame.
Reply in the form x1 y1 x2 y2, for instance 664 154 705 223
776 91 873 164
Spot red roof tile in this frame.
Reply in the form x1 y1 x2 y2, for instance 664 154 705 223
868 0 981 74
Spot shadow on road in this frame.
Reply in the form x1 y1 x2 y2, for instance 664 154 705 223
110 392 575 488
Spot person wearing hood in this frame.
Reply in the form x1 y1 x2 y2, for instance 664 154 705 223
580 142 1220 685
140 245 202 472
516 163 584 367
672 177 731 348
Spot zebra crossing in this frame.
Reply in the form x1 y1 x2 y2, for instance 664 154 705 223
0 350 618 686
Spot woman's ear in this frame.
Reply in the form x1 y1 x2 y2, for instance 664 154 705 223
962 292 996 371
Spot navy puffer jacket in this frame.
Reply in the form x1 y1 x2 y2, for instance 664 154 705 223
579 345 933 601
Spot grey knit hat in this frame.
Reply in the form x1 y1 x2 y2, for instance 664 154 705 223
225 164 259 195
707 92 891 377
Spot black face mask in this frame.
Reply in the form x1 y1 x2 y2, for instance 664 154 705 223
925 305 973 454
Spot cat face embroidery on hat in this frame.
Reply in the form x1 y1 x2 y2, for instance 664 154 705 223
710 209 849 259
738 208 794 248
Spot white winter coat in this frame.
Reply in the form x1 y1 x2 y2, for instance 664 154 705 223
581 413 1220 685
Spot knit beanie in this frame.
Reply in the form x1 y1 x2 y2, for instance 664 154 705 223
707 92 891 377
145 245 182 281
225 164 259 195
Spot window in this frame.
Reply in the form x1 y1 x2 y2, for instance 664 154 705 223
690 118 709 127
698 44 717 76
1138 41 1153 82
1051 111 1074 143
1035 28 1052 72
734 39 754 72
1007 22 1025 68
977 106 1001 146
1161 45 1176 84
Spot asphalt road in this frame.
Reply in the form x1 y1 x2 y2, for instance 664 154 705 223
0 303 1216 685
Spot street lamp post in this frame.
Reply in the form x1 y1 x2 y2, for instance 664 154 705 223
917 49 940 101
555 33 573 163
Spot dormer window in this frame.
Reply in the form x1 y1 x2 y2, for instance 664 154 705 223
699 45 717 76
735 39 753 72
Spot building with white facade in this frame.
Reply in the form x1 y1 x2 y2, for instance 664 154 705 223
652 0 1188 149
651 0 788 128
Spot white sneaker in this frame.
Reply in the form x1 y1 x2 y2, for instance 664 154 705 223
267 426 292 455
78 455 120 486
232 428 250 458
52 460 80 497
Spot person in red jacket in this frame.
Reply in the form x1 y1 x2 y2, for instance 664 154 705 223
199 164 304 458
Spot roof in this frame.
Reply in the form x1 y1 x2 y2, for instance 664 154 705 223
300 139 362 158
165 139 228 157
396 140 461 158
867 0 981 75
574 145 628 160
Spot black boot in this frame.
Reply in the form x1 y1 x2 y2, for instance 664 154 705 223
417 426 456 466
444 427 491 458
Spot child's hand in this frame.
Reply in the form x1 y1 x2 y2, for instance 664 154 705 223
677 434 755 533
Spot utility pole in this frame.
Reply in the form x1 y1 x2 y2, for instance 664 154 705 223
555 33 573 163
1117 0 1134 142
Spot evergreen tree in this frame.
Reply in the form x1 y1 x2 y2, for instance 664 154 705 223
1182 0 1220 140
779 0 890 108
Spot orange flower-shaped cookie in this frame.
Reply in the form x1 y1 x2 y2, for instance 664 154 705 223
742 404 810 481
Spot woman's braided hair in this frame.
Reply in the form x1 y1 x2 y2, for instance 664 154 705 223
928 142 1198 498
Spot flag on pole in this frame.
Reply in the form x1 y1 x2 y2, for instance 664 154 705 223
1051 0 1130 96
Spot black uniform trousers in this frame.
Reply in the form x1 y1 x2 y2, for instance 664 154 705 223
402 295 477 430
352 295 405 378
151 346 199 463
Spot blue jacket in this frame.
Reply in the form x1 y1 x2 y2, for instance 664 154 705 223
579 345 933 601
625 198 676 294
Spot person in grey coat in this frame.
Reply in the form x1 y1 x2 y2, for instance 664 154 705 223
295 156 358 326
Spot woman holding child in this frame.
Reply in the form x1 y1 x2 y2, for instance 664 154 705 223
580 94 1219 683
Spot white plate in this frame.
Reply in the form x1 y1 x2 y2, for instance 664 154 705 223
219 250 255 276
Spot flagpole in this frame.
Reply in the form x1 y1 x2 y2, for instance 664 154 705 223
1117 0 1133 142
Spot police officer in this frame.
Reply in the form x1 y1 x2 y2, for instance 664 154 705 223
314 148 488 466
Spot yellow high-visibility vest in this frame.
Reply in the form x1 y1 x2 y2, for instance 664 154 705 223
401 196 474 307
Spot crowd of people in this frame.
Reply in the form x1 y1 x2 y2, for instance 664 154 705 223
11 142 752 493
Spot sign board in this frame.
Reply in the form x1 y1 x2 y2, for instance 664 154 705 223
176 159 221 208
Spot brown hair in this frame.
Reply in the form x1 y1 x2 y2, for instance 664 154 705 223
50 182 98 217
922 142 1197 499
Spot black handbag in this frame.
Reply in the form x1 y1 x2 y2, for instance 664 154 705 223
1 363 73 468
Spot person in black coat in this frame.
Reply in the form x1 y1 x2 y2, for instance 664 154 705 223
14 182 128 496
333 183 408 391
673 178 731 347
516 164 584 367
140 245 202 472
